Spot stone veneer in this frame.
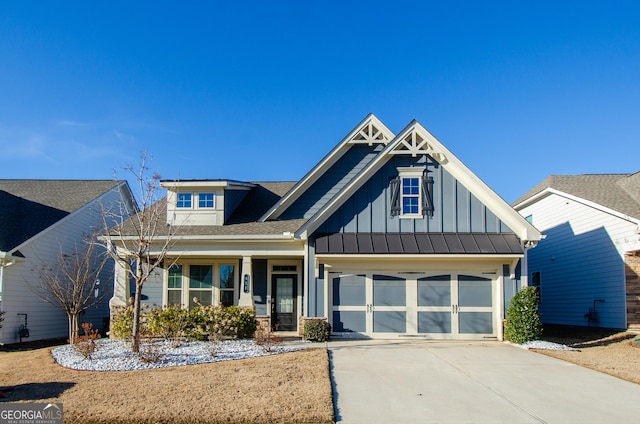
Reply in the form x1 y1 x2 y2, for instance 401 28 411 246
625 253 640 328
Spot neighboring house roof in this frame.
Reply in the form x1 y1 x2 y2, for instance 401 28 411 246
513 172 640 220
0 179 122 252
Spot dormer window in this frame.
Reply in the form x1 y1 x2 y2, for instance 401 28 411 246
177 193 192 208
198 193 215 208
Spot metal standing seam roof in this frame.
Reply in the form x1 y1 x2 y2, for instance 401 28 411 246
314 233 523 255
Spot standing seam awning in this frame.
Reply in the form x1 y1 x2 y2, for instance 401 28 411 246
314 233 523 255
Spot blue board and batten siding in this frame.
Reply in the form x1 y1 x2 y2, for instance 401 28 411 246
279 144 385 220
315 155 511 234
299 150 521 317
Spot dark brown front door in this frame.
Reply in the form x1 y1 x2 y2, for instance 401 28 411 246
271 274 297 331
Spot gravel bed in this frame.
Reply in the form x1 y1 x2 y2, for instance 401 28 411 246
52 339 301 371
518 340 578 351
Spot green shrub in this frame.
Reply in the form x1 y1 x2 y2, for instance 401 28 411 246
188 305 257 340
303 319 331 342
110 305 134 339
112 304 257 342
504 286 543 344
146 306 189 345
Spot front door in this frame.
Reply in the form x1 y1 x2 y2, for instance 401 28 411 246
271 274 297 331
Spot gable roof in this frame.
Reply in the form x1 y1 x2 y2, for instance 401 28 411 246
295 120 541 242
513 172 640 221
0 179 122 252
260 114 394 221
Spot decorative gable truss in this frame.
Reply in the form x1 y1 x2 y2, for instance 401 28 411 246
389 125 448 163
347 119 391 146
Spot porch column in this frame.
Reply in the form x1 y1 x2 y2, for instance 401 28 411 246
238 256 254 307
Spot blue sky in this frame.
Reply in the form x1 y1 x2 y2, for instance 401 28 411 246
1 1 639 203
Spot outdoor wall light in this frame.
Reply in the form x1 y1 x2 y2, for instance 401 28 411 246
94 279 100 298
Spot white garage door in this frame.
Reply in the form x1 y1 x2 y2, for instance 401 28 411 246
330 272 496 339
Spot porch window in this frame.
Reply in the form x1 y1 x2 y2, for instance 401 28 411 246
177 193 192 208
167 264 183 306
189 265 213 308
219 264 235 307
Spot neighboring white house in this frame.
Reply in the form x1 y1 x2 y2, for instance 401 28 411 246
0 180 135 344
514 172 640 330
110 114 541 341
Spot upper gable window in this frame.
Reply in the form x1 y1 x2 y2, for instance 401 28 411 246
402 177 420 215
390 167 434 218
177 193 192 208
198 193 215 208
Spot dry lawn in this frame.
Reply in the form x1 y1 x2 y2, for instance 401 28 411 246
532 325 640 385
0 345 334 424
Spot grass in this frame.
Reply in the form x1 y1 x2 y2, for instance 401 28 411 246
0 343 334 424
532 324 640 385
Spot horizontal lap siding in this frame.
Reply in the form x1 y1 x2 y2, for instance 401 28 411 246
519 194 635 328
1 191 121 344
316 156 512 234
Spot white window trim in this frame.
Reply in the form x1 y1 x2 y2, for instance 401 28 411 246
163 260 239 308
197 192 215 209
176 192 193 209
397 166 425 219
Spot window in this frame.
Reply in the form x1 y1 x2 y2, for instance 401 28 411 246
167 265 183 306
189 265 213 308
177 193 192 208
198 193 214 208
219 265 235 307
168 263 237 309
390 167 433 218
402 177 420 215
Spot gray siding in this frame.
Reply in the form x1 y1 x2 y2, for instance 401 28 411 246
224 189 249 222
316 155 513 234
279 144 384 220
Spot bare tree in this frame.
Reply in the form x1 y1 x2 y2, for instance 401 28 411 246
31 233 110 344
102 151 178 352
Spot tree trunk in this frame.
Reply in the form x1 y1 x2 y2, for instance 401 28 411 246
68 315 74 344
131 281 143 352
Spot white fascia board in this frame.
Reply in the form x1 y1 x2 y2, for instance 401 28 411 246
260 114 395 222
515 188 640 225
160 180 255 190
8 182 130 256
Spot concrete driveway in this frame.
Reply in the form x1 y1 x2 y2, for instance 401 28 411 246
328 340 640 423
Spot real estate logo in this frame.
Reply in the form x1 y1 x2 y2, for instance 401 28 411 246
0 403 63 424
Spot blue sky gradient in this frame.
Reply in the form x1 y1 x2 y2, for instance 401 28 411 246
1 1 639 202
